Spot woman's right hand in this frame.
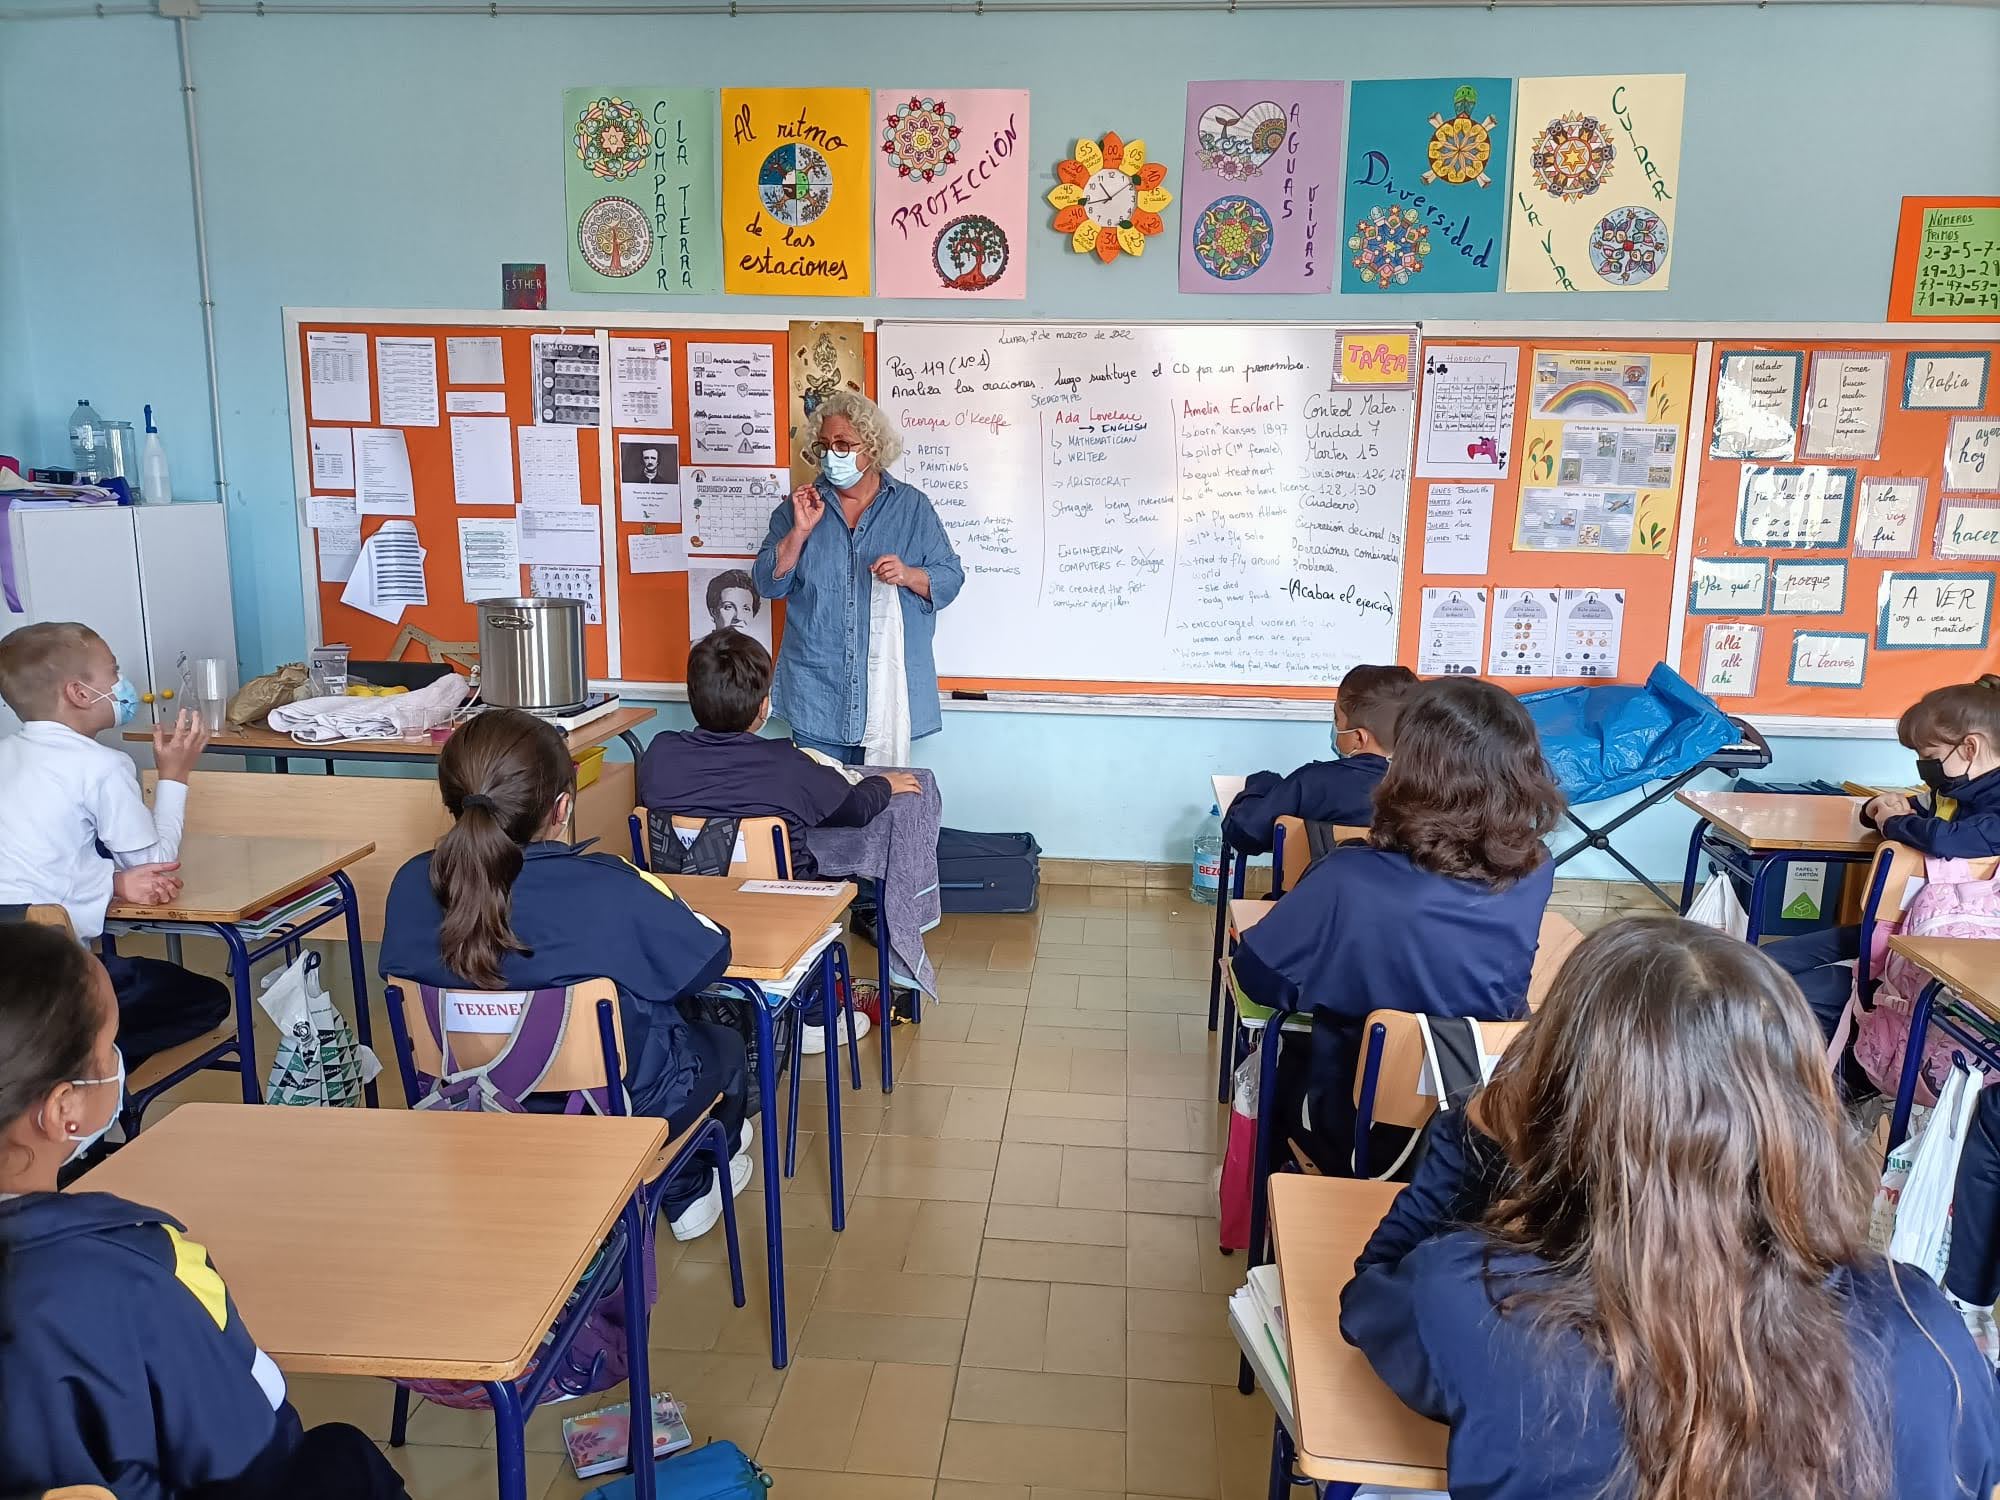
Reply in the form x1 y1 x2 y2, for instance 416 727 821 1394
791 483 826 537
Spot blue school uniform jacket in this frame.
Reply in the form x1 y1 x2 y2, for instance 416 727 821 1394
0 1192 306 1500
637 728 890 878
1231 846 1552 1142
1341 1218 2000 1500
1222 753 1388 856
379 841 731 1118
1872 764 2000 860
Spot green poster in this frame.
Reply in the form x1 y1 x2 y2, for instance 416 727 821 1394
564 88 721 294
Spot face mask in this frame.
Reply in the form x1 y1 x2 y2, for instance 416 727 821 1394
1917 752 1972 796
1330 724 1350 758
44 1048 124 1167
84 677 140 728
821 450 866 490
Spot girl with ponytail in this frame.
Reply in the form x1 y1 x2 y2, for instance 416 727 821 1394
379 709 751 1242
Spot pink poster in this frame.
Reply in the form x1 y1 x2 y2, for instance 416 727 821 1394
873 88 1030 300
1179 81 1343 295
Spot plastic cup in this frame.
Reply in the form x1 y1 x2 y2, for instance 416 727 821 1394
192 657 230 732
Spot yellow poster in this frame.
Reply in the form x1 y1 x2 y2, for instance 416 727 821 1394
722 87 872 296
1503 74 1684 294
1514 349 1693 555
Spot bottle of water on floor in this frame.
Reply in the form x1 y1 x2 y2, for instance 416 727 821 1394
1191 803 1223 905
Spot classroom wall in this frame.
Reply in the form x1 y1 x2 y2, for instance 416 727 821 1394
2 2 1995 872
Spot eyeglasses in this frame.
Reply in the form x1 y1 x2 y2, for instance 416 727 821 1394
819 438 863 456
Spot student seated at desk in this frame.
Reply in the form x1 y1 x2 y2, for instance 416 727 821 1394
1232 676 1560 1174
0 621 229 1069
0 922 411 1500
1766 674 2000 1045
379 708 750 1242
1221 663 1415 855
1340 917 2000 1500
639 629 919 1052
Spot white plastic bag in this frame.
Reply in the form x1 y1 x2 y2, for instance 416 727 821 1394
1878 1060 1980 1283
1683 873 1749 940
256 951 381 1107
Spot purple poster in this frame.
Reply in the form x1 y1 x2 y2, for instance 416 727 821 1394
1179 81 1344 295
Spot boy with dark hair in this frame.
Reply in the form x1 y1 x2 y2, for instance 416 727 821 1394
0 621 231 1066
640 629 919 1054
1223 663 1418 855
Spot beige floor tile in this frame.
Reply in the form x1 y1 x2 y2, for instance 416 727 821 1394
952 1366 1127 1431
1125 1379 1221 1499
817 1267 976 1319
1125 1015 1185 1053
979 1236 1129 1287
1210 1383 1275 1500
1125 1098 1205 1154
1126 1330 1241 1384
1059 1145 1128 1210
1033 952 1127 978
1074 977 1130 1010
1128 1150 1213 1185
650 1257 747 1351
648 1349 787 1408
1082 917 1129 946
962 1277 1051 1370
968 1008 1027 1048
858 1162 997 1202
285 1375 402 1443
1043 1282 1126 1377
874 1134 1004 1170
713 1266 820 1356
1067 1050 1129 1096
1012 1090 1127 1121
827 1194 922 1271
847 1360 958 1477
1025 1006 1128 1034
936 1485 1030 1500
1029 971 1084 1005
985 1203 1128 1247
758 1469 937 1499
902 1058 1021 1089
1123 983 1209 1016
1127 1178 1214 1217
796 1308 967 1365
941 1420 1126 1491
1126 1288 1229 1336
1013 1044 1073 1091
1004 1113 1128 1148
1038 916 1087 945
993 1141 1064 1207
1124 1214 1204 1292
1126 948 1180 981
946 971 1034 998
384 1442 565 1500
879 1082 959 1137
905 1199 993 1277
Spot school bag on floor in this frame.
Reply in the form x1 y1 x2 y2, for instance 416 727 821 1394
1852 856 2000 1106
585 1440 769 1498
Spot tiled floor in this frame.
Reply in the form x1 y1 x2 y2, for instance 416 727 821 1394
145 877 1650 1499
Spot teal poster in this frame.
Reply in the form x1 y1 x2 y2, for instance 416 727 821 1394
564 88 721 294
1340 78 1512 295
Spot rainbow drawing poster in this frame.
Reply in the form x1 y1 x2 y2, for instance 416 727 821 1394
1517 348 1695 554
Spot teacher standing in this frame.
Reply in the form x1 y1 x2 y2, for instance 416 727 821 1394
754 391 964 765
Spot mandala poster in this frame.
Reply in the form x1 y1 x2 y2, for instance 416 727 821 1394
721 87 871 296
1178 81 1342 294
1503 74 1683 294
563 88 720 294
873 89 1029 299
1341 78 1512 295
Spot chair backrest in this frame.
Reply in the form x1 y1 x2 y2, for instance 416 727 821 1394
1527 910 1585 1010
0 904 76 936
1351 1009 1529 1131
385 975 628 1102
1857 838 2000 995
629 806 789 878
1273 815 1369 895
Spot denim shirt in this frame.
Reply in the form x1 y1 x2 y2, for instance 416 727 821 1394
752 470 964 746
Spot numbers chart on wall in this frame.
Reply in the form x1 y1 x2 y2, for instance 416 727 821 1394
876 321 1415 688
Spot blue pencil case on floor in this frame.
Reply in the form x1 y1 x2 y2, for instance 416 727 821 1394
586 1440 770 1498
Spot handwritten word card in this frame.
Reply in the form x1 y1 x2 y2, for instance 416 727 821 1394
1903 351 1990 411
1878 571 1994 650
1789 631 1867 689
1417 587 1487 676
1699 622 1762 698
1416 346 1517 478
1734 466 1856 549
1688 557 1767 616
1937 501 2000 560
1801 350 1888 460
1945 417 2000 494
1421 483 1495 574
1711 350 1800 460
1854 477 1927 558
1768 561 1846 615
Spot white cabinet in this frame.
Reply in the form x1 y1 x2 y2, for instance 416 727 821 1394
0 503 237 752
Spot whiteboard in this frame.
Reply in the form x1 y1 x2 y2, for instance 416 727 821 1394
877 321 1414 688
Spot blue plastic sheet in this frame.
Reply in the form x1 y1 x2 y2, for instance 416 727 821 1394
1521 663 1737 806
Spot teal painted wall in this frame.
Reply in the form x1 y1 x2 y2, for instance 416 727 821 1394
2 3 1994 867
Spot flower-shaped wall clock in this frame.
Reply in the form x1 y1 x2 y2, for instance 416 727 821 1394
1048 133 1171 263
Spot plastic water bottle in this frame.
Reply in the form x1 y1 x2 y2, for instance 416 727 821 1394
1191 803 1224 905
69 398 108 481
141 404 172 505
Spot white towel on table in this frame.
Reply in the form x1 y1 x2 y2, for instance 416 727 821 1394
267 671 470 743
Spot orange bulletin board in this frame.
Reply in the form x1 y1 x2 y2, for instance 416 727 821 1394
1675 337 2000 718
292 317 873 688
1397 338 1700 687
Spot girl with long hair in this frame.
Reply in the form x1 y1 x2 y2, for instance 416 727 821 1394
1231 675 1562 1172
1342 917 2000 1500
378 709 748 1242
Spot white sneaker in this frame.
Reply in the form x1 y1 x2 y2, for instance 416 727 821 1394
729 1148 753 1196
669 1172 723 1242
739 1119 754 1157
799 1010 873 1056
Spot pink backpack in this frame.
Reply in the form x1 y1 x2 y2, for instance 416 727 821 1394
1852 857 2000 1105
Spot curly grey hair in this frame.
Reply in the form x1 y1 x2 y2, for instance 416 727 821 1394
804 390 904 470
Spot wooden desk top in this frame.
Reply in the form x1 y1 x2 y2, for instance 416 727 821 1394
1270 1175 1448 1488
664 874 857 982
104 834 376 923
1887 937 2000 1021
1230 897 1275 938
1675 789 1880 853
126 705 652 759
74 1103 665 1380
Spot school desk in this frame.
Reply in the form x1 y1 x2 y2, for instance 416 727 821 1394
1676 789 1881 944
1206 773 1253 1034
124 704 652 772
75 1103 674 1500
1882 936 2000 1157
1267 1175 1448 1494
668 873 858 1369
104 833 378 1118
